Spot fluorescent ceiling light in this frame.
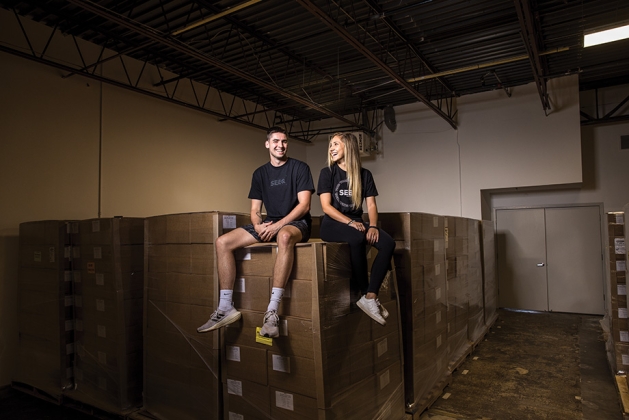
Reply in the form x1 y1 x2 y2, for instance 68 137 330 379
584 24 629 47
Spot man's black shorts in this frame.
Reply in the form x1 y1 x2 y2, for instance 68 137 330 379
241 219 311 243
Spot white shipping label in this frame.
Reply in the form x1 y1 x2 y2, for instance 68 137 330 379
621 331 629 342
98 351 107 365
272 354 291 373
97 325 107 338
435 264 441 276
73 271 81 283
275 391 294 411
93 247 102 259
65 320 73 332
73 247 80 259
436 287 441 300
623 354 629 365
65 296 73 307
616 214 625 224
234 278 246 293
223 215 237 229
433 216 439 228
98 377 107 391
96 299 105 312
434 240 440 253
64 246 71 259
615 238 626 255
229 413 244 420
619 285 627 296
96 273 105 286
49 247 56 263
618 261 627 272
33 251 42 263
64 271 71 282
379 369 390 390
92 220 100 232
619 308 628 319
226 346 241 362
377 338 388 358
280 319 289 337
227 379 243 396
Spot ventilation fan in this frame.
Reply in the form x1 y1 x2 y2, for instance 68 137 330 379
384 105 397 132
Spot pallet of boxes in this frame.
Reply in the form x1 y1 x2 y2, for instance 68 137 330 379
14 221 77 402
379 212 495 417
140 211 405 419
65 217 145 416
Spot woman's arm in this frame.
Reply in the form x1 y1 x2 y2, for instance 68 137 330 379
365 196 379 244
320 192 365 232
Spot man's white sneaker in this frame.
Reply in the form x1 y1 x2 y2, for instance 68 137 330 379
376 298 389 319
197 307 241 333
357 296 386 325
259 310 280 338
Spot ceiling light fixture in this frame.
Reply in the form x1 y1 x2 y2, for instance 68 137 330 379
584 23 629 47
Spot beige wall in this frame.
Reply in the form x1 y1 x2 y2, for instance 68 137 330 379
307 76 582 220
0 51 308 386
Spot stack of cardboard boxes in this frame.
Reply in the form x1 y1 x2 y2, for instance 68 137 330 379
222 241 406 420
379 212 449 413
16 221 76 400
143 211 248 419
466 219 485 343
69 217 145 413
606 212 628 372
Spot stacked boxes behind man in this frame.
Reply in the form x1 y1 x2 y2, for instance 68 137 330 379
70 217 144 413
607 212 627 372
16 221 76 399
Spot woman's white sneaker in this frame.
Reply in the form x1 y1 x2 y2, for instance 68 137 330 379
357 296 386 325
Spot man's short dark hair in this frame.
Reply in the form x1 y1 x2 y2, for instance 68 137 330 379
267 126 286 140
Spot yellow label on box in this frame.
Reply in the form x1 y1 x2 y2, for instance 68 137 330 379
255 327 273 346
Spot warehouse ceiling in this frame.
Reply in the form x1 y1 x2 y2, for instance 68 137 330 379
1 0 629 141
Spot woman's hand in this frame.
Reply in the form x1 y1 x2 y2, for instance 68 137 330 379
349 220 365 232
366 226 379 244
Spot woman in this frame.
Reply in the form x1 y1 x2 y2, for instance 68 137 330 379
317 132 395 325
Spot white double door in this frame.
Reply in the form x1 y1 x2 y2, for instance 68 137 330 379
496 205 604 315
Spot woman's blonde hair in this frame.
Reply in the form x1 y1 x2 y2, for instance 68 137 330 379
328 132 362 209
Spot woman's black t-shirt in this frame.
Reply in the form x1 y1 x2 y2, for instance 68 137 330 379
316 165 378 219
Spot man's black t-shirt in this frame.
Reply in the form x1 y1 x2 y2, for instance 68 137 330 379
316 165 378 219
248 158 315 222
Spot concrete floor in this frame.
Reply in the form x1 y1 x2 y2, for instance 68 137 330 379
421 309 624 420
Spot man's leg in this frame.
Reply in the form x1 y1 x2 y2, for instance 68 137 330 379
197 227 258 333
260 225 302 338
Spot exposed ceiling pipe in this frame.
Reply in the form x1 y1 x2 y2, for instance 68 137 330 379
171 0 262 36
65 0 369 133
406 47 570 83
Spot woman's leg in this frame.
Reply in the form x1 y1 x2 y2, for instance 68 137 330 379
320 217 369 294
366 229 395 295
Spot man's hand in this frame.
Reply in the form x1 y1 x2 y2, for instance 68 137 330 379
255 221 282 242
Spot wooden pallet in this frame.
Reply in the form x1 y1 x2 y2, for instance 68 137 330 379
11 381 63 405
615 375 629 418
405 373 454 419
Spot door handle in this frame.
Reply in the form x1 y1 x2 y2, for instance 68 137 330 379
537 263 545 267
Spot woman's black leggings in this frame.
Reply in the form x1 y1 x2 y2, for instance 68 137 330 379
320 216 395 295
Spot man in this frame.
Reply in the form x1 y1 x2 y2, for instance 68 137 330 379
197 126 315 338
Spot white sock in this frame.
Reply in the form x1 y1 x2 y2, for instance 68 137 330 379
218 289 233 311
267 287 284 312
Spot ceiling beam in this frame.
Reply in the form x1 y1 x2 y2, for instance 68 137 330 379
171 0 262 36
514 0 550 113
65 0 369 132
295 0 457 130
